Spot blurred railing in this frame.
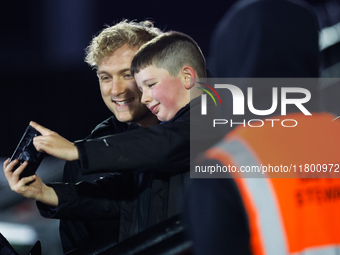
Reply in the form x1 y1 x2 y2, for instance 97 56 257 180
66 214 192 255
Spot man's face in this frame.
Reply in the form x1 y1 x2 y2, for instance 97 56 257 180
135 66 190 121
97 44 156 126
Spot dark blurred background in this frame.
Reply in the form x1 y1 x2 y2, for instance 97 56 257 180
0 0 339 254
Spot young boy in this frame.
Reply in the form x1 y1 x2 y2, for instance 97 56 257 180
4 31 212 249
131 31 205 122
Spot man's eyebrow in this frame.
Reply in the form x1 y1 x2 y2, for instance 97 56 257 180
96 70 109 76
117 68 132 75
96 68 132 76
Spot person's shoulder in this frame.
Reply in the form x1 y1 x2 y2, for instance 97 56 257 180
94 115 115 129
89 116 122 138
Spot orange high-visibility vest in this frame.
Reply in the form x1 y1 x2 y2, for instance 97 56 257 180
204 112 340 255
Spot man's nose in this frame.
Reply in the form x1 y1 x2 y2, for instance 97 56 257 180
111 79 126 97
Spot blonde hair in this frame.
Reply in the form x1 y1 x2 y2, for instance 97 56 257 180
85 20 162 69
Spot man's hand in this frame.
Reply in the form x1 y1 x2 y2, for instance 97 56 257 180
30 121 79 161
3 159 59 207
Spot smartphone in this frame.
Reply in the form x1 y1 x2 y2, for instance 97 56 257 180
10 125 44 179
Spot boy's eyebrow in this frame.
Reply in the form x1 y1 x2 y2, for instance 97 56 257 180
140 78 156 84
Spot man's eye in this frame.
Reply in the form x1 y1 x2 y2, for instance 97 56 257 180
123 74 133 79
100 76 110 81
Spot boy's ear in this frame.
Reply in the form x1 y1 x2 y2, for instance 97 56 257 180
181 66 196 90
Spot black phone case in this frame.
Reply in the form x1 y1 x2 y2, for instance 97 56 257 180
10 125 44 179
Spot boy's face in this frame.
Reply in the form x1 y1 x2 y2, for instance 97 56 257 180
135 66 191 121
97 44 156 126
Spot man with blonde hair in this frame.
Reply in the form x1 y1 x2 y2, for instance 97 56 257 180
44 20 161 253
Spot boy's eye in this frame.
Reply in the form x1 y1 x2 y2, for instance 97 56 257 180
148 83 156 88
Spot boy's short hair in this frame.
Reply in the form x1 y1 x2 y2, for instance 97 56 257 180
85 20 162 69
131 31 206 78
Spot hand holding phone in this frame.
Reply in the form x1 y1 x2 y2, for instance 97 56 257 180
10 125 45 179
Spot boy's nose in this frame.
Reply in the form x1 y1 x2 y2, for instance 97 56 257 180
141 90 152 105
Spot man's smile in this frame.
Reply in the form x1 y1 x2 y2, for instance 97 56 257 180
113 98 135 106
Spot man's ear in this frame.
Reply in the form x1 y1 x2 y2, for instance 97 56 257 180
181 66 196 90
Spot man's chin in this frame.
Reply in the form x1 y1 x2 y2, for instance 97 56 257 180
115 114 133 124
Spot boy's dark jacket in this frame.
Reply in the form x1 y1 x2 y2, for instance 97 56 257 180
37 97 217 243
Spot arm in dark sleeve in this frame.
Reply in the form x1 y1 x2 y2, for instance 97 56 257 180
37 173 136 221
184 160 251 255
76 121 190 175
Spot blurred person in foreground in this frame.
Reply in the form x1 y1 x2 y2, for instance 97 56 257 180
185 0 340 254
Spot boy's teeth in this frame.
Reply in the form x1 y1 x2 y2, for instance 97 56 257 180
116 99 133 105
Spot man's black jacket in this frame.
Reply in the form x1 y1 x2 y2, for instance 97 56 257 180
58 116 140 252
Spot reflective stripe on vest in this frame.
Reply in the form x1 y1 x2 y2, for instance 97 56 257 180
291 245 340 255
210 139 288 255
204 113 340 255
